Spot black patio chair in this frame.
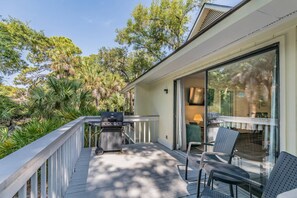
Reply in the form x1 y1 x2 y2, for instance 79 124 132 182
185 127 239 194
200 151 297 198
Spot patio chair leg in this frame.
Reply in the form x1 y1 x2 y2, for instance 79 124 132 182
236 185 238 198
197 169 202 196
229 184 234 197
185 158 188 180
211 179 214 190
204 173 206 187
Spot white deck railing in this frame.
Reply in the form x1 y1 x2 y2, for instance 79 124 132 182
217 116 278 130
216 115 278 149
0 115 159 198
84 115 159 147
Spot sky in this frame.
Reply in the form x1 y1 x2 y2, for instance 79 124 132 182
0 0 241 85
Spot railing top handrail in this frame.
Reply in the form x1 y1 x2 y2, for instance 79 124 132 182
0 116 85 192
124 115 159 121
218 115 278 126
84 115 159 123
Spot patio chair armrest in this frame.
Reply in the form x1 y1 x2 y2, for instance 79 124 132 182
199 152 231 168
209 169 263 189
202 152 230 156
186 141 202 155
200 141 215 146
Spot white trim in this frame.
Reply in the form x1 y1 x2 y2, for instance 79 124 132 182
158 138 173 150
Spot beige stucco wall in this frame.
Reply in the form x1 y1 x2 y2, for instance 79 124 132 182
135 80 174 148
134 19 297 155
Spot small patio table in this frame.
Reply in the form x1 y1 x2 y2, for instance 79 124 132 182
203 161 250 197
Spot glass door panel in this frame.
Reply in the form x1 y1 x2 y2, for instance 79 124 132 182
206 48 279 184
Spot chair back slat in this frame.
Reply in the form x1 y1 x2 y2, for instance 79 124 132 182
262 151 297 198
213 127 239 163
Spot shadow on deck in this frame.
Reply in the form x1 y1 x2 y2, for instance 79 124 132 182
65 143 250 198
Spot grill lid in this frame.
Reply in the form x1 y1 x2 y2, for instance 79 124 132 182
101 112 124 123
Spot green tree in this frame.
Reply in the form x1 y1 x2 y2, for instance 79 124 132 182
47 36 82 79
116 0 199 62
0 84 27 126
0 18 50 78
28 77 93 119
14 36 82 87
77 55 126 111
97 47 130 81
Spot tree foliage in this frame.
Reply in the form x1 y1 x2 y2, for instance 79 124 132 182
0 84 27 125
28 77 94 119
14 36 82 87
77 55 126 111
116 0 199 62
0 18 50 77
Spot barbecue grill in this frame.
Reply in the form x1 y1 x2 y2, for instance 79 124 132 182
95 111 124 154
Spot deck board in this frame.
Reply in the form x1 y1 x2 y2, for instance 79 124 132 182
65 143 251 198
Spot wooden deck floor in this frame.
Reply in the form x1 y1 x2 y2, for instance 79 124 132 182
65 143 251 198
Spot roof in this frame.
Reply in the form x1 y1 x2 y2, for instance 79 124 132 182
122 0 297 92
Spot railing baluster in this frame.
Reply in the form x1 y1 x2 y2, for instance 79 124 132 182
88 124 91 148
81 125 84 148
144 122 147 143
18 183 27 198
57 148 62 197
95 125 98 147
60 144 65 196
65 136 69 192
148 122 151 142
48 155 53 198
128 124 131 144
134 122 137 143
41 163 47 198
139 122 142 143
30 172 38 198
53 151 57 198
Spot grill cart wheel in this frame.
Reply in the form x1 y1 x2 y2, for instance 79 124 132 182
95 146 104 155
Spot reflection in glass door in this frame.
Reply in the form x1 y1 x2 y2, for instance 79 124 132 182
206 46 279 184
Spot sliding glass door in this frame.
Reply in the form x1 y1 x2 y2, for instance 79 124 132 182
206 46 279 183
